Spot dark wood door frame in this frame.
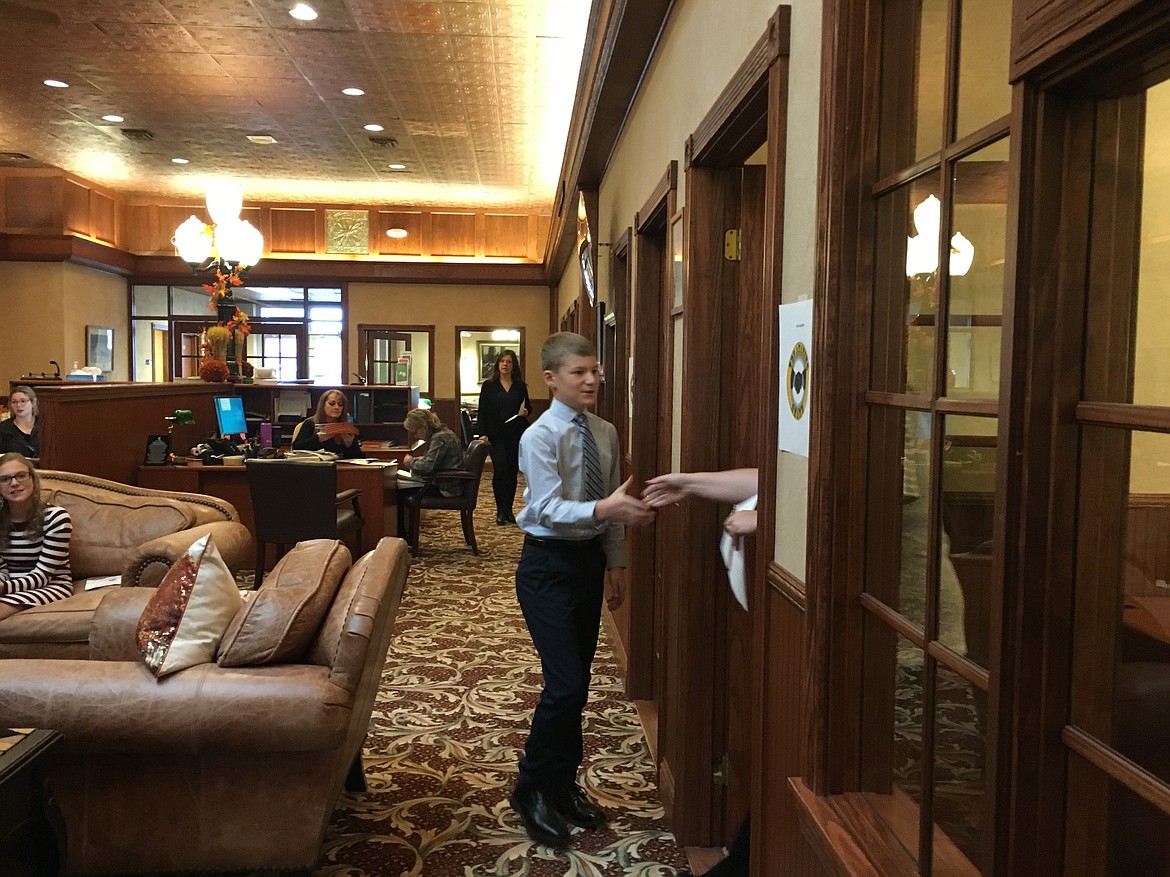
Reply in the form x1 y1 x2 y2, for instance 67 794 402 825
651 6 791 847
627 162 676 715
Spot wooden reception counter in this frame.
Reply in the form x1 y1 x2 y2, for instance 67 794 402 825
32 382 226 486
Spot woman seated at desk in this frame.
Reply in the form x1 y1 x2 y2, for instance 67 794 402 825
398 409 466 532
292 390 365 459
0 385 41 460
0 453 73 621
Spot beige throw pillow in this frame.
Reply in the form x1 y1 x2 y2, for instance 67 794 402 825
136 534 242 677
217 539 351 667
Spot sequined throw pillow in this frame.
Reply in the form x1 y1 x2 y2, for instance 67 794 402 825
136 534 243 678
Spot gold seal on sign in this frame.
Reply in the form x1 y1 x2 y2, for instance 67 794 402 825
787 341 809 420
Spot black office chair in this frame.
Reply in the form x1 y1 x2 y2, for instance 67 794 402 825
245 459 364 586
402 439 490 556
460 409 476 448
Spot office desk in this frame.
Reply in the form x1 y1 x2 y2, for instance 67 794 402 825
0 728 64 877
138 462 396 566
361 442 411 464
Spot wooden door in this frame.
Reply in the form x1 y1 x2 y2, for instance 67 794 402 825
364 330 412 385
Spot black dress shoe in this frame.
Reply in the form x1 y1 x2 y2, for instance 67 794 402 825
509 787 570 848
506 511 518 524
555 784 606 829
496 514 508 525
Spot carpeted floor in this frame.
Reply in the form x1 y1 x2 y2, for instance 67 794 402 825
313 481 690 876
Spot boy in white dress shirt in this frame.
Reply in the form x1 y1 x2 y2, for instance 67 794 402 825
509 332 654 849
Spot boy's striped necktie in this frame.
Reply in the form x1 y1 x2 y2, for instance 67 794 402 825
573 412 605 501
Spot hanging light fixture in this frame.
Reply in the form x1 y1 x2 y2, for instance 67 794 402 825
172 182 261 379
172 181 264 283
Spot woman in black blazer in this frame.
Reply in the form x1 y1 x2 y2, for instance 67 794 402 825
476 349 530 524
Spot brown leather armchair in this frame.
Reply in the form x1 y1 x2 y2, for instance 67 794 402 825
0 536 411 875
402 438 490 555
0 470 254 660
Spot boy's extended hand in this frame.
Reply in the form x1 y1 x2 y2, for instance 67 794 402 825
595 476 655 526
605 567 627 611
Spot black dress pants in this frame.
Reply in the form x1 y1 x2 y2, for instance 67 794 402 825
490 428 522 516
514 537 605 796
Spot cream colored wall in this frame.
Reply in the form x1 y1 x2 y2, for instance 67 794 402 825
0 262 128 386
554 258 583 329
1132 79 1170 493
62 263 130 380
346 282 551 399
591 0 823 576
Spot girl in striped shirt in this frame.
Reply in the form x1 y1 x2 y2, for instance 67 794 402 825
0 453 73 621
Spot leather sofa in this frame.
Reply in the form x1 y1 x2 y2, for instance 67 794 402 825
0 470 253 659
0 536 411 875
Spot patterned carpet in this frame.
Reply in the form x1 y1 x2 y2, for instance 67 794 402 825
313 481 689 877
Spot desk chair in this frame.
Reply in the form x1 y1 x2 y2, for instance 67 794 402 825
460 409 476 448
402 439 490 556
245 459 364 586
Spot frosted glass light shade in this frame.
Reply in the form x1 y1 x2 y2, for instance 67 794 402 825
234 220 264 267
214 219 261 265
173 215 213 264
949 232 975 277
205 181 243 225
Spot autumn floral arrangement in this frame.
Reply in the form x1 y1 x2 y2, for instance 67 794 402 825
198 272 253 382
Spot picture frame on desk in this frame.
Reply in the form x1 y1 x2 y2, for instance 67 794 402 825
86 325 113 374
143 434 171 466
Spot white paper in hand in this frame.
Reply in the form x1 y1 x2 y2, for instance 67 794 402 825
719 494 758 611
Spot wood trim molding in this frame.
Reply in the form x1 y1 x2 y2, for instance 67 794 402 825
1075 400 1170 433
636 162 679 233
1062 725 1170 816
0 233 135 275
767 561 807 610
543 0 675 280
686 6 791 168
789 779 885 877
131 254 548 286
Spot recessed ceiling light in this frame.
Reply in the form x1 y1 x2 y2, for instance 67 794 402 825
289 3 318 21
342 87 365 96
102 114 124 123
171 157 189 164
364 124 384 132
246 134 278 144
388 163 407 170
44 79 68 88
386 228 409 239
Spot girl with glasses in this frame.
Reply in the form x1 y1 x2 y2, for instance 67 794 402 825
0 453 73 621
0 385 40 460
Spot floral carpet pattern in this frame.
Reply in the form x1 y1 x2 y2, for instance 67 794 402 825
313 482 688 877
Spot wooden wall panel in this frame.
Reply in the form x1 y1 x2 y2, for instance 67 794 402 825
6 176 59 230
378 212 423 255
484 213 528 257
761 578 824 876
65 180 90 236
269 208 317 254
0 170 551 265
91 190 116 244
431 212 476 256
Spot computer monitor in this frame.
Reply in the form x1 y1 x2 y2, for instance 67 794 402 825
213 396 248 438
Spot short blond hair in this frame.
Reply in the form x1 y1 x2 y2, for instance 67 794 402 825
540 332 595 372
